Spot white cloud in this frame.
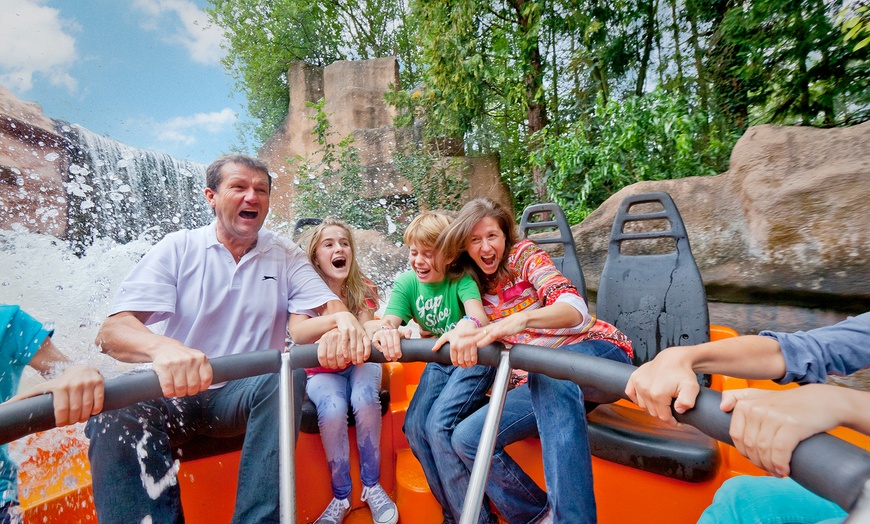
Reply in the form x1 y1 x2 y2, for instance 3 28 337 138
131 0 225 65
155 108 237 144
0 0 78 92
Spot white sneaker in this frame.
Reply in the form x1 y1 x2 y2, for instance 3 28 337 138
361 483 398 524
315 497 350 524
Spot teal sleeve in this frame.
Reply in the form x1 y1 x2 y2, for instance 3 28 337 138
0 305 54 403
1 305 52 368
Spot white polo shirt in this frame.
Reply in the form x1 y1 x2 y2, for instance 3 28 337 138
110 222 337 358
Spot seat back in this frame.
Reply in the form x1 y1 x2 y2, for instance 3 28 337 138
596 192 709 368
292 217 323 242
519 203 587 300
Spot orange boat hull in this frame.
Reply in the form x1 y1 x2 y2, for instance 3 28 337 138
17 326 870 523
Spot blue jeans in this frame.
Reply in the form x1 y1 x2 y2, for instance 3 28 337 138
404 362 497 524
0 502 21 524
453 383 546 524
698 476 847 524
454 340 631 524
85 369 305 524
307 363 383 500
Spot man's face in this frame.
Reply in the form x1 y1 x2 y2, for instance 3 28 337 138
204 162 270 244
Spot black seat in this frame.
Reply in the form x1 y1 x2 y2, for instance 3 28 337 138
292 217 323 242
589 191 719 482
519 202 597 414
519 203 587 299
596 192 709 367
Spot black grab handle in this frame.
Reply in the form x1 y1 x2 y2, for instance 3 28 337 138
0 349 282 446
288 338 504 369
2 342 870 513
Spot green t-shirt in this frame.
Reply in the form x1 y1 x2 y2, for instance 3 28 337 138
385 271 481 336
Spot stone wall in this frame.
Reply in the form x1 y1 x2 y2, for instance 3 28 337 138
0 85 67 237
572 121 870 333
258 57 510 223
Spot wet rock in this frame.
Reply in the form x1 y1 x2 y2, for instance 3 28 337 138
574 122 870 333
0 85 67 237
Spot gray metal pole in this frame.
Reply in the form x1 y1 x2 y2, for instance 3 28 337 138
279 350 297 524
460 350 512 524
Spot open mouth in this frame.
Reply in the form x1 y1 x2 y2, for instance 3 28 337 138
332 256 347 269
481 254 497 266
239 210 258 220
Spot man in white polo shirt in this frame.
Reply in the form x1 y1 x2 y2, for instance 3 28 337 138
85 154 368 524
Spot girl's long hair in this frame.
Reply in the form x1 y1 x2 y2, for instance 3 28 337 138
301 218 379 316
436 198 518 292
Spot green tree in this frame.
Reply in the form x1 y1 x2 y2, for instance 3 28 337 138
211 0 869 225
410 0 555 202
718 0 870 127
841 2 870 51
532 89 735 222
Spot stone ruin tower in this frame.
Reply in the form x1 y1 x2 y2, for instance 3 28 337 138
257 56 509 223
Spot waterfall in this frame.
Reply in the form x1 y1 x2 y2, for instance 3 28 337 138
55 122 212 249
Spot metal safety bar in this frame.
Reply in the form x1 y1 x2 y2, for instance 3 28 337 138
2 342 870 520
460 349 512 524
279 350 297 523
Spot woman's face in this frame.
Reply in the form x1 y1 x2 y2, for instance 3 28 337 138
466 216 506 275
314 225 352 285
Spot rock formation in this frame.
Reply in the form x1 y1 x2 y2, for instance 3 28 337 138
0 85 67 237
257 57 510 220
573 122 870 333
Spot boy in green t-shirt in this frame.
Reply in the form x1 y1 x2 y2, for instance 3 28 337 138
369 212 494 524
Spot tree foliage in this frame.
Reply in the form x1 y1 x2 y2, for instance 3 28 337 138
210 0 870 222
532 89 736 222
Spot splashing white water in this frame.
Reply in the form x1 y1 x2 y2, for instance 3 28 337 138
1 227 155 474
0 226 153 375
136 430 180 500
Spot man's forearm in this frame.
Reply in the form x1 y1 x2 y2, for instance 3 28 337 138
95 312 169 363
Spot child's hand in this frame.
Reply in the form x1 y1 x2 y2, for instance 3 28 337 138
433 318 480 368
372 326 408 362
10 365 105 426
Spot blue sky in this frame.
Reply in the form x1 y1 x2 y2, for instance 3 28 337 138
0 0 250 164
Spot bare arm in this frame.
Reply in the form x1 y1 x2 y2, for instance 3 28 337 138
475 301 582 349
625 335 787 424
369 314 410 362
432 299 490 367
721 384 870 477
96 311 212 398
288 310 356 345
288 300 370 368
13 337 105 426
